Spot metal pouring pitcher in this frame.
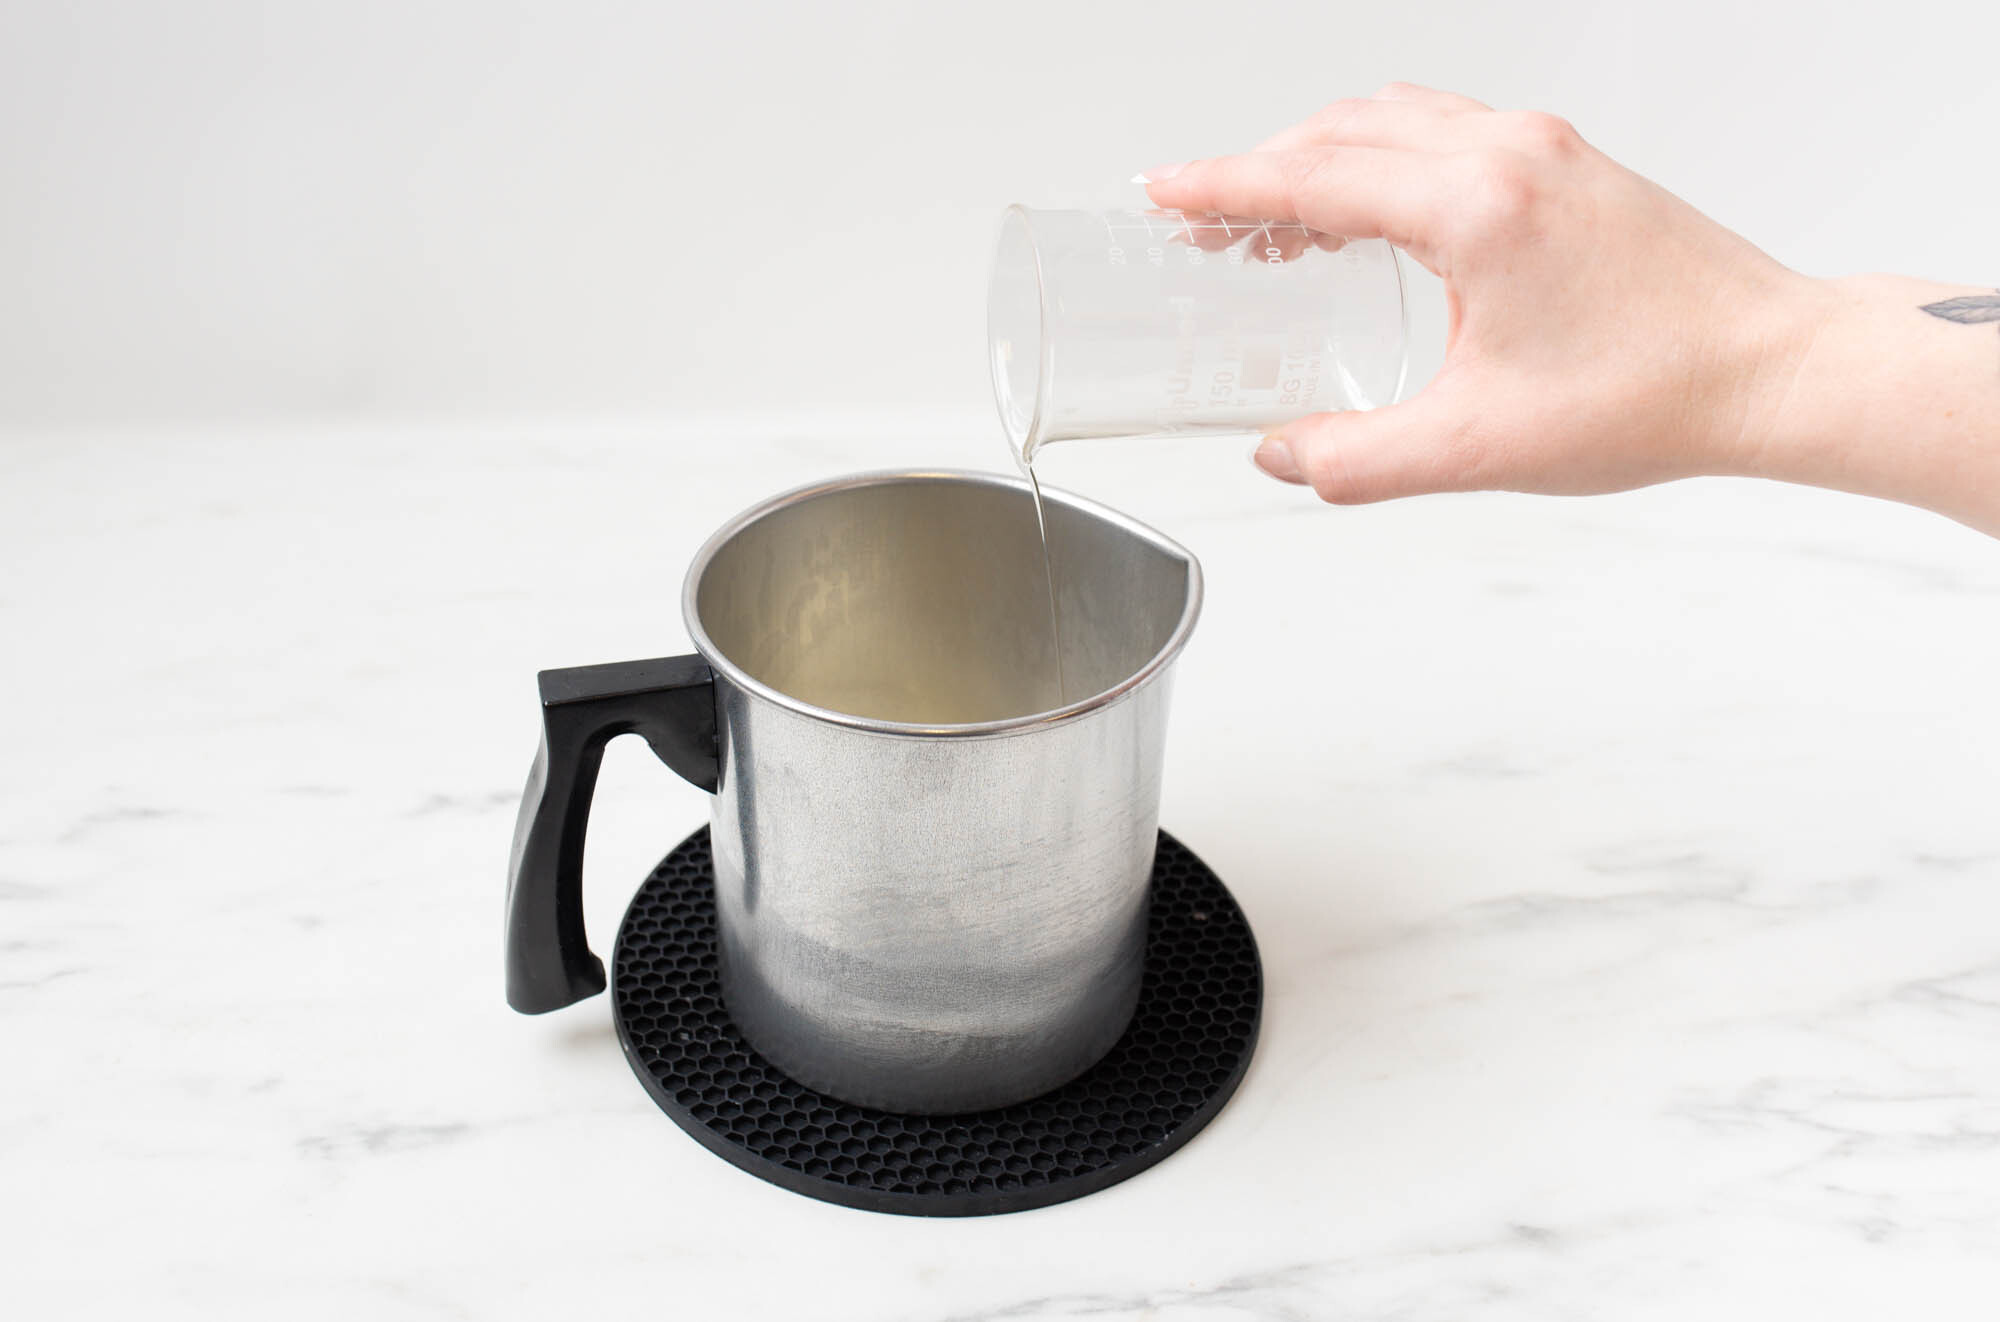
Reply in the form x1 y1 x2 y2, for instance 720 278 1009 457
505 470 1202 1112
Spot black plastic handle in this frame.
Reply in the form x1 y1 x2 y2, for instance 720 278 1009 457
505 655 718 1014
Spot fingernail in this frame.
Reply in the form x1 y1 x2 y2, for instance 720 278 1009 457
1253 434 1305 484
1132 161 1188 185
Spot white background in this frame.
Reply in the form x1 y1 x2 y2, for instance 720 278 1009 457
3 0 1997 432
10 6 2000 1319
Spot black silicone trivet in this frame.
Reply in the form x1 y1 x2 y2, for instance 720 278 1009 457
611 827 1262 1217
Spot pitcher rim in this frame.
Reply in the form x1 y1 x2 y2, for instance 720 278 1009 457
679 467 1204 739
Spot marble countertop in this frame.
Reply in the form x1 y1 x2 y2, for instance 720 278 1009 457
7 414 2000 1319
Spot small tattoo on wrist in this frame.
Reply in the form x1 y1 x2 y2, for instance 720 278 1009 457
1922 292 2000 380
1920 290 2000 325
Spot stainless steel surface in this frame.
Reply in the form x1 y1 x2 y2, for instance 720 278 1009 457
682 470 1202 1112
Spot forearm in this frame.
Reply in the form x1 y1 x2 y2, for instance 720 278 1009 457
1741 275 2000 536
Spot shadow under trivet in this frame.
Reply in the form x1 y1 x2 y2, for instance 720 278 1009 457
611 827 1262 1217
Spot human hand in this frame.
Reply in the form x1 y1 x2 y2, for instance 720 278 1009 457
1140 84 1821 505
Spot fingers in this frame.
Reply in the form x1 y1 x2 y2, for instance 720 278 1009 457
1255 101 1583 162
1254 83 1492 154
1164 213 1272 253
1251 386 1481 504
1144 147 1456 254
1255 97 1460 154
1246 221 1313 262
1370 81 1491 113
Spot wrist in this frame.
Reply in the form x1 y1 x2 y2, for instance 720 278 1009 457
1713 272 1845 486
1726 272 2000 533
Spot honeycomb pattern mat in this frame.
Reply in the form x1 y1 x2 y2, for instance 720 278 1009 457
611 827 1263 1217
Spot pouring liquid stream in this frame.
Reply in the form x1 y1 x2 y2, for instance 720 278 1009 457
1024 460 1067 709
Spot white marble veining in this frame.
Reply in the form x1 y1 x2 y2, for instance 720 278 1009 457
4 414 1999 1319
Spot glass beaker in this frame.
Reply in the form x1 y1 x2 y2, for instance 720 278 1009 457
988 207 1409 463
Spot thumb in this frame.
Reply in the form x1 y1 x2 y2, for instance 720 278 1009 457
1252 386 1477 505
